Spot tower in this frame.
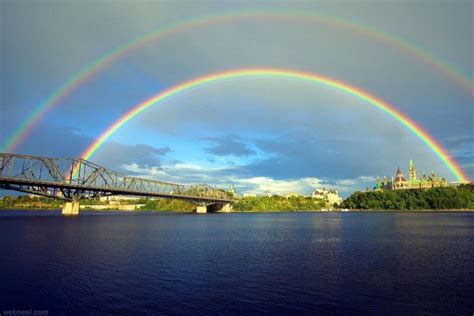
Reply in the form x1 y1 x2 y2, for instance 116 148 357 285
374 177 381 190
409 160 416 181
227 184 237 198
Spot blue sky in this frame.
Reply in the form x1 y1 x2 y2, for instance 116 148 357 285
0 1 472 197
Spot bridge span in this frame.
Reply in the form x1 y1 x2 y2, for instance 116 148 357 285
0 153 234 215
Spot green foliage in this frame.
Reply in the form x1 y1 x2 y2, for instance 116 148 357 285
0 195 196 211
233 195 326 212
341 184 474 210
0 195 62 210
138 198 195 211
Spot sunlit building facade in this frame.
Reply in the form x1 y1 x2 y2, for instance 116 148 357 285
375 160 447 191
311 188 342 205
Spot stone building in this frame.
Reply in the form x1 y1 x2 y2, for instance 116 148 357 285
375 160 447 191
311 188 342 206
284 192 301 198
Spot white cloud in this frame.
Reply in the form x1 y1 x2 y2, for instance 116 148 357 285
173 163 204 171
123 163 168 177
120 161 380 197
230 176 324 195
336 176 375 187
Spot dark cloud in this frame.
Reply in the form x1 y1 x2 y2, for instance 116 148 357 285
93 142 171 173
12 124 171 175
247 128 445 180
15 125 91 158
202 136 255 157
443 134 474 178
444 135 474 148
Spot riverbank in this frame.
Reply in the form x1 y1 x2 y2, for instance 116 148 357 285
0 195 329 212
1 189 473 212
1 208 473 213
341 184 474 210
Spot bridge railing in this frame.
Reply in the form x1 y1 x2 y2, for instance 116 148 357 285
0 153 231 201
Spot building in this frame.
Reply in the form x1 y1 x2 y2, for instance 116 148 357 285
28 191 53 198
99 195 144 204
284 192 301 198
449 181 471 187
375 160 447 191
311 188 342 206
242 192 257 198
226 185 239 199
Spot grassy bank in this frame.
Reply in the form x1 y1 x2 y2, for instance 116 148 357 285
233 196 326 212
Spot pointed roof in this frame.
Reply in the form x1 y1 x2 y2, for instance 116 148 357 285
394 165 406 182
396 165 403 175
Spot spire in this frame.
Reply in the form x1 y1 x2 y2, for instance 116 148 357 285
409 159 416 180
396 165 402 175
394 165 407 183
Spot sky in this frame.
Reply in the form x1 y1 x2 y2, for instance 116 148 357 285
0 0 473 197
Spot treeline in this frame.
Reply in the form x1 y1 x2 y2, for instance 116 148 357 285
139 195 327 212
341 184 474 210
233 196 326 212
0 195 62 210
0 195 196 211
0 195 332 212
139 199 195 211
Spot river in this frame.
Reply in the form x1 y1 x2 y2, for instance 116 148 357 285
1 211 473 314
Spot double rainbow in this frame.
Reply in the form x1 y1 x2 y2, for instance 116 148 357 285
79 68 468 182
2 11 472 153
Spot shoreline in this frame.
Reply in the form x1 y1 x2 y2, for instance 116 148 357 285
0 208 473 212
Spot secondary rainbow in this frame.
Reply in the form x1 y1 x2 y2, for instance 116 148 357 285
79 68 468 182
3 10 472 154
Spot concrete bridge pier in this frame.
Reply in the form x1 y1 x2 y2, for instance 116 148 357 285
62 200 80 216
201 203 233 213
196 205 207 213
218 203 232 213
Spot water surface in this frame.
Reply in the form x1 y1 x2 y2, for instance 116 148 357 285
1 211 473 314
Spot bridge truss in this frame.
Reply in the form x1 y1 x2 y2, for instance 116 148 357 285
0 153 233 205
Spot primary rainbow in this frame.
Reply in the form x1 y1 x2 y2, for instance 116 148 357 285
80 68 468 182
2 10 473 154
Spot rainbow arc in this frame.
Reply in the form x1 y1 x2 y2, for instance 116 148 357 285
79 68 468 182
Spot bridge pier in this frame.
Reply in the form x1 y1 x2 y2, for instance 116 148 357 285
217 203 232 213
196 205 207 213
62 201 80 216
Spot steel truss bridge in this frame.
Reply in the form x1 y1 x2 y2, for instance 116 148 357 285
0 153 233 214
